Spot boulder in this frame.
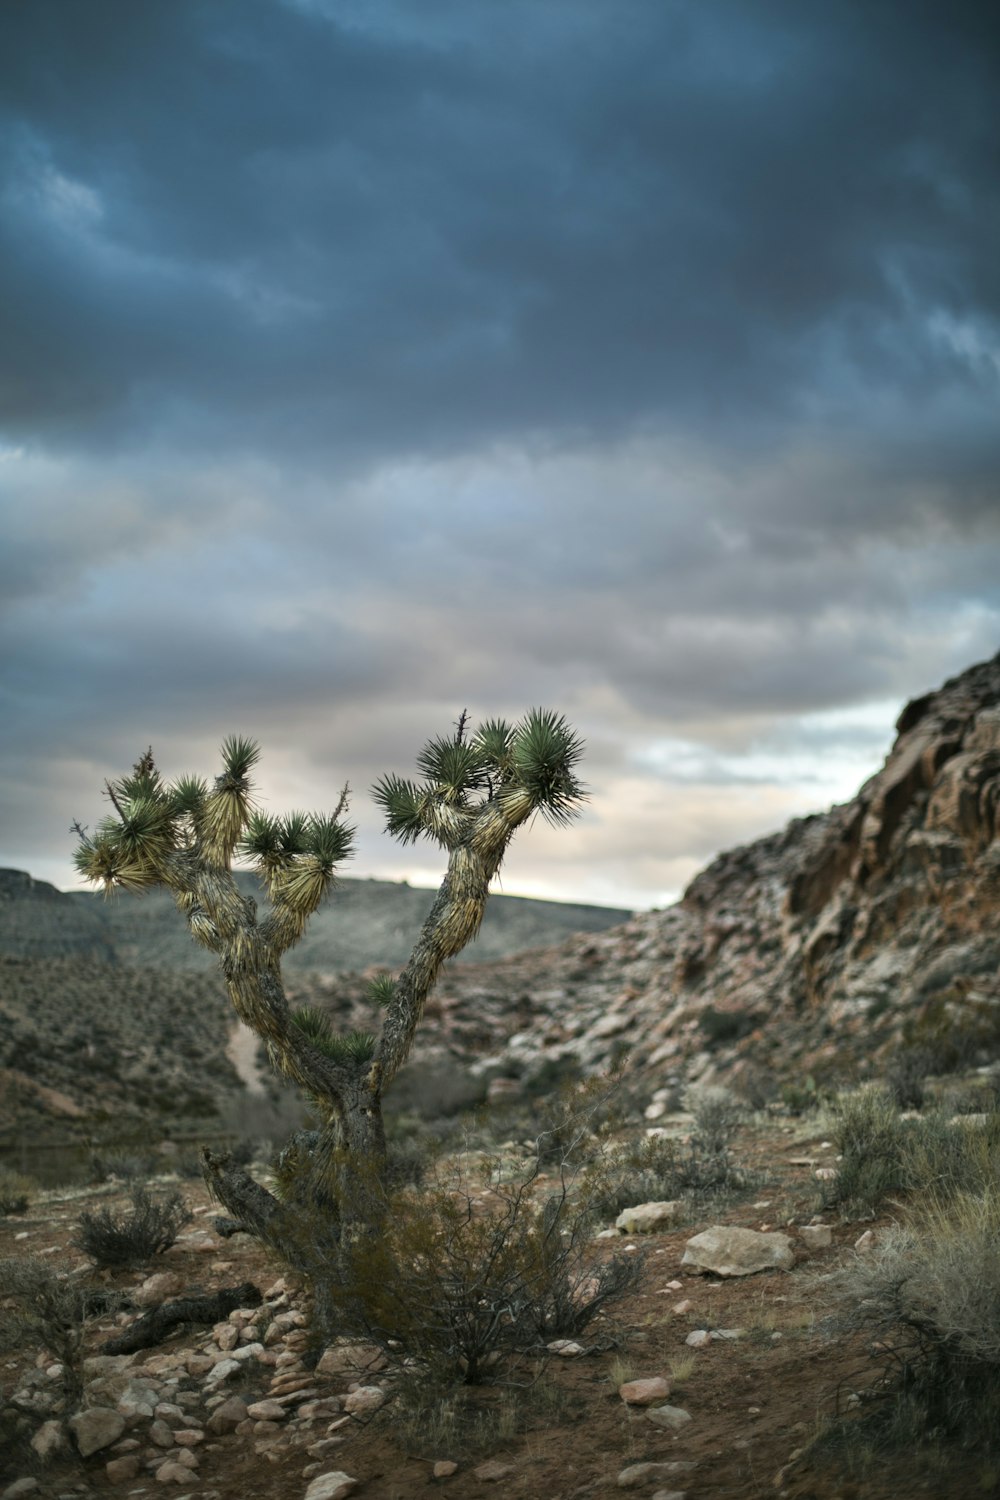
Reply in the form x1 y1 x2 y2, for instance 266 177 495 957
645 1404 692 1433
134 1272 184 1308
615 1201 681 1234
29 1419 65 1461
681 1226 793 1277
343 1385 386 1416
619 1377 670 1406
303 1474 359 1500
206 1395 248 1434
105 1455 141 1483
69 1406 125 1456
798 1224 833 1249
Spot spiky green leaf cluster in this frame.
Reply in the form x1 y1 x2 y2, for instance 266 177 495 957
371 773 425 845
509 709 586 826
168 776 208 818
221 735 260 781
373 708 586 848
367 974 396 1009
291 1007 377 1066
415 737 487 799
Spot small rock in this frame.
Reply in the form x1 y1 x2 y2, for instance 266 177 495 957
206 1396 248 1434
710 1328 745 1341
155 1461 192 1484
433 1460 459 1478
617 1461 696 1488
105 1454 142 1483
307 1438 346 1459
855 1229 876 1254
204 1356 241 1388
303 1473 359 1500
316 1343 385 1377
798 1224 833 1249
615 1201 681 1234
135 1272 184 1308
246 1399 288 1422
343 1386 386 1416
474 1459 513 1481
671 1299 693 1315
619 1377 670 1406
546 1339 584 1356
30 1418 66 1461
149 1418 176 1447
155 1401 186 1424
215 1323 240 1352
1 1482 40 1500
173 1428 205 1445
646 1404 693 1433
685 1330 711 1348
69 1406 126 1456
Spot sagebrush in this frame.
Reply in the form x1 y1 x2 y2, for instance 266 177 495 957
73 1186 190 1268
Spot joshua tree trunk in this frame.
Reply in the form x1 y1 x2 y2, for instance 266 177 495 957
74 713 585 1330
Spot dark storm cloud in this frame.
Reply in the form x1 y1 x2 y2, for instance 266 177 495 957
2 0 998 469
2 0 998 904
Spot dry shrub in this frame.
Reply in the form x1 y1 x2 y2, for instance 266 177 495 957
328 1155 642 1386
0 1255 92 1402
73 1185 190 1269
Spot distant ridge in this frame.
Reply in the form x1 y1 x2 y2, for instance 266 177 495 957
0 869 631 972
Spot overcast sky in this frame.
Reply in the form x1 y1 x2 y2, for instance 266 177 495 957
1 0 998 913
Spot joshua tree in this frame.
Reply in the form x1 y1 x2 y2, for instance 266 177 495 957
73 711 585 1326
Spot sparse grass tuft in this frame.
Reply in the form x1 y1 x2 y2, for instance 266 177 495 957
606 1354 635 1389
0 1166 34 1215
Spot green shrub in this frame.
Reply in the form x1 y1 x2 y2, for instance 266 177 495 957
0 1166 34 1216
73 1186 190 1269
825 1187 1000 1459
699 1006 756 1045
780 1074 820 1115
584 1128 758 1222
826 1088 910 1216
827 1089 1000 1216
884 1047 936 1111
685 1084 746 1154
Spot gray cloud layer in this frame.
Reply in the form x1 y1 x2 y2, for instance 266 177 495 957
1 0 998 906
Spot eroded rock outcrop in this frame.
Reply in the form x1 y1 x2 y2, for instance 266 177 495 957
433 652 1000 1095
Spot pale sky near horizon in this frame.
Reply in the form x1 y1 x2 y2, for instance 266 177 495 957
1 1 998 912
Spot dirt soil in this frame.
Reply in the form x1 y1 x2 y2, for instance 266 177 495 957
0 1120 988 1500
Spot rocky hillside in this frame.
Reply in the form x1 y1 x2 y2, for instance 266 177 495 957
371 652 1000 1105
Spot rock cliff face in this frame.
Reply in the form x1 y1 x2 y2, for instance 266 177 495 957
425 652 1000 1098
